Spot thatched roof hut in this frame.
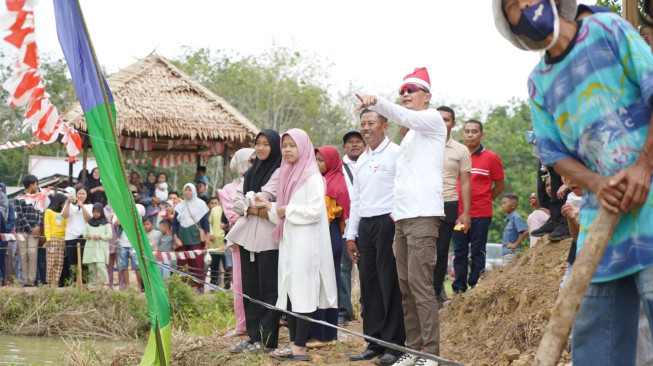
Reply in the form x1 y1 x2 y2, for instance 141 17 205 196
60 53 260 156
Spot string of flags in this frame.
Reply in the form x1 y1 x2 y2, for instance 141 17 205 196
0 0 82 162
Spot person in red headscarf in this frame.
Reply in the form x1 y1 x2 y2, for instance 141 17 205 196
255 129 337 361
304 145 350 346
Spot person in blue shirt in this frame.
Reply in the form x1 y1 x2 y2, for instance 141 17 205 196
500 194 528 266
494 1 653 364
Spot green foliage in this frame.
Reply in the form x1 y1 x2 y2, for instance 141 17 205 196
597 0 623 14
475 99 539 243
165 275 234 335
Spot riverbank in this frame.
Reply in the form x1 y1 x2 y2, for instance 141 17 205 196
0 275 234 339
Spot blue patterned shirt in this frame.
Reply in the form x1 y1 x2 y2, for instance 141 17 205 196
529 13 653 282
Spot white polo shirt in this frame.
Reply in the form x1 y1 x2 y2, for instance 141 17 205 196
369 97 447 221
345 136 399 241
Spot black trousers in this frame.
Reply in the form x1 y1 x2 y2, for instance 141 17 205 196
357 214 405 355
433 201 457 297
287 297 313 348
548 167 567 220
239 247 280 348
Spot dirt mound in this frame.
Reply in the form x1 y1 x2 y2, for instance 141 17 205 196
439 237 573 366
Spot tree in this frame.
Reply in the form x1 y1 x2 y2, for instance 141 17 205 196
172 47 353 148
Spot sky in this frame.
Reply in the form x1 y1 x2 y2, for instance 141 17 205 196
5 0 598 111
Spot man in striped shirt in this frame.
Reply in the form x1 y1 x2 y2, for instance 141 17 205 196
451 120 505 294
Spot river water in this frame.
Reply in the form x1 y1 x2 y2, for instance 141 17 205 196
0 334 138 364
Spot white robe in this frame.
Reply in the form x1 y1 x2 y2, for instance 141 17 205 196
269 173 338 313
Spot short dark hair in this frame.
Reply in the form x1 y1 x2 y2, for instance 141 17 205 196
196 181 206 188
157 172 167 181
208 197 219 204
159 218 172 228
197 166 207 173
465 119 484 132
142 216 153 224
23 174 38 188
436 106 455 121
503 193 519 204
169 191 179 198
360 108 388 123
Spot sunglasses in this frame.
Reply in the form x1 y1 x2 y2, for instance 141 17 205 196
398 84 427 96
249 158 256 164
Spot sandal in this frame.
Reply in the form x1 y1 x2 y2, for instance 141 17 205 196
246 341 272 354
270 346 310 361
228 340 251 354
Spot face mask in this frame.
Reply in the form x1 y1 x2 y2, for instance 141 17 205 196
511 0 560 48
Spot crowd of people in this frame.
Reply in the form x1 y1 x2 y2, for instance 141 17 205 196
2 1 653 365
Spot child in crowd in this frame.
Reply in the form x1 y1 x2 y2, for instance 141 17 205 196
207 197 228 288
144 217 162 249
528 174 552 247
114 194 145 291
196 181 209 204
155 173 169 212
157 219 174 279
44 194 68 287
500 193 528 266
559 176 583 290
83 203 112 290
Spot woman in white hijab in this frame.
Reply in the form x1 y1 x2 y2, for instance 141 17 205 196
173 183 210 292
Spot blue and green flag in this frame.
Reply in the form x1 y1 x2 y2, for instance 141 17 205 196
53 1 171 364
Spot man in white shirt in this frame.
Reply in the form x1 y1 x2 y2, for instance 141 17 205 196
346 110 405 365
339 129 365 325
356 67 447 366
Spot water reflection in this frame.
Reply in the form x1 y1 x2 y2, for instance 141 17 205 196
0 334 137 364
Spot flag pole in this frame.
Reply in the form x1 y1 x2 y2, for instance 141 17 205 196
72 1 167 365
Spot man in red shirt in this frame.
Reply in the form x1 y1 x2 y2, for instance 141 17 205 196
451 120 505 294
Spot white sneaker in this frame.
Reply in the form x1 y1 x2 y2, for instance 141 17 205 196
413 356 438 366
391 353 417 366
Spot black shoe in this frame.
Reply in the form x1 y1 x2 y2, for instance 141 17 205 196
549 221 570 241
373 353 398 365
531 218 556 237
350 349 383 361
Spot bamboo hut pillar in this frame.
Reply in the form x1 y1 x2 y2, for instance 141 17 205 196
81 135 89 186
222 143 229 187
68 160 73 185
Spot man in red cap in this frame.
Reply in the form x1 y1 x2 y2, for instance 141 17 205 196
356 67 447 366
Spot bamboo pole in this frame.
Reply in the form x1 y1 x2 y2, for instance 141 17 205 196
76 242 82 293
533 208 621 366
73 1 167 365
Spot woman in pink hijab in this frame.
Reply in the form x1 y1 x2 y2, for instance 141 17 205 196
255 129 337 361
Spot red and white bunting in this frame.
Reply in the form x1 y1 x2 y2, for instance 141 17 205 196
119 136 152 151
152 153 196 168
0 233 26 241
0 140 27 150
153 249 207 262
0 0 81 161
17 187 51 211
126 158 149 165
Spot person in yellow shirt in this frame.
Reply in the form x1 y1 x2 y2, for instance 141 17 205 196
43 193 68 286
310 146 351 345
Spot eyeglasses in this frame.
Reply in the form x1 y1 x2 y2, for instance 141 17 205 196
249 158 256 164
398 84 427 96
